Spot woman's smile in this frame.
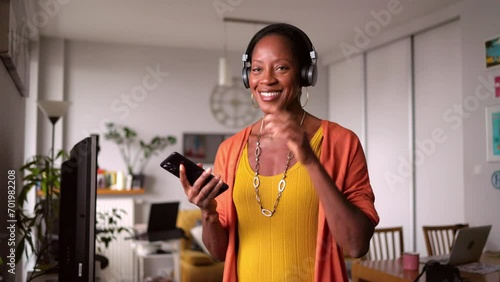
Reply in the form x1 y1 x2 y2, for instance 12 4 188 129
259 91 282 101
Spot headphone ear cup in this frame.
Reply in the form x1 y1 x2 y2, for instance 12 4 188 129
300 66 309 87
308 64 318 87
241 66 250 89
300 63 317 87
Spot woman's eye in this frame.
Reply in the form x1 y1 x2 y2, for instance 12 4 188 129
277 66 288 71
252 67 261 72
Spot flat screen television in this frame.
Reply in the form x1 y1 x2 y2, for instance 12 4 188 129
58 135 98 281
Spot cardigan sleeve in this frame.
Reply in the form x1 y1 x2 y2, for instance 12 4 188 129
322 121 379 226
343 135 379 225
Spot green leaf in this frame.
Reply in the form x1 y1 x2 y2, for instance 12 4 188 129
15 239 25 264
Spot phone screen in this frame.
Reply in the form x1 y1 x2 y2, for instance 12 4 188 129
160 152 228 197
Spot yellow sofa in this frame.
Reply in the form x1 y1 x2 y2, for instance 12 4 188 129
177 209 224 282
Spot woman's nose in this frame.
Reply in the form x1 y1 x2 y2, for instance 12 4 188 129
260 69 277 84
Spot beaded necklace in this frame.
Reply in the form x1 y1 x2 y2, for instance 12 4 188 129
253 111 306 217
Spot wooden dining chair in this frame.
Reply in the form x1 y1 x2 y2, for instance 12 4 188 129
366 226 404 260
422 223 469 256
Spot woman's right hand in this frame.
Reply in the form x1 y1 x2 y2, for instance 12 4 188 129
179 164 225 211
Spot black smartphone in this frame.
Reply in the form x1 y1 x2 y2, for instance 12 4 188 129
160 152 228 197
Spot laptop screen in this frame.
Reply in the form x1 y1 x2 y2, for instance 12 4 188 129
147 202 179 233
448 225 492 265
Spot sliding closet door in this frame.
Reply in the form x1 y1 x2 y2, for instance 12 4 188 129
414 21 463 255
328 55 365 146
366 38 413 250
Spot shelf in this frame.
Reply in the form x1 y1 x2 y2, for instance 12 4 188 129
37 188 145 197
97 188 145 195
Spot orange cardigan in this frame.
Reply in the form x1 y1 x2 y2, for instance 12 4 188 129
214 120 379 282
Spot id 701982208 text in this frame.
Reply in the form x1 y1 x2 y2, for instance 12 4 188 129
6 170 17 275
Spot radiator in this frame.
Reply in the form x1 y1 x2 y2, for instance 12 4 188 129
96 198 135 282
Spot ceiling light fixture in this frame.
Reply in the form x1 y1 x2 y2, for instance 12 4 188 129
216 18 277 87
210 18 277 128
218 20 231 87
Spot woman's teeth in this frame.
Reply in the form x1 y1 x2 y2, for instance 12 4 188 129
260 92 280 97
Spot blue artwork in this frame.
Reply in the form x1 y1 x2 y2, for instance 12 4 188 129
493 112 500 156
485 36 500 69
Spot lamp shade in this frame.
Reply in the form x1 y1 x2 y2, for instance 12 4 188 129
37 100 72 119
218 57 232 87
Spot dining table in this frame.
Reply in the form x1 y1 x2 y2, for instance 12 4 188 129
351 252 500 282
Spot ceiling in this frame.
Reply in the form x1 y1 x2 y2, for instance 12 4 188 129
37 0 461 57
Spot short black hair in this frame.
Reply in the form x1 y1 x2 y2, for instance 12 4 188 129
244 23 314 72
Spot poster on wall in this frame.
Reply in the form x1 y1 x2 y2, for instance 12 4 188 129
486 105 500 162
0 0 30 97
183 133 233 164
485 35 500 70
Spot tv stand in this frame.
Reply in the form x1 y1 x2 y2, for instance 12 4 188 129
131 239 181 282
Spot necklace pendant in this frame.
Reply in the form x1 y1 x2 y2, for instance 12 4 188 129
261 209 273 217
278 179 286 192
253 176 260 188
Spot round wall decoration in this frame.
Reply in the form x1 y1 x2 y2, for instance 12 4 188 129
210 78 260 128
491 170 500 190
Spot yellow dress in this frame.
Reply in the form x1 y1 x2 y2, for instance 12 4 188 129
234 127 323 282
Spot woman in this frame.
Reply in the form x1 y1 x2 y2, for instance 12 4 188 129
179 23 379 282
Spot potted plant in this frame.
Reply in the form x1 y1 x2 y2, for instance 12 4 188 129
103 122 176 188
95 208 133 254
16 150 134 278
16 150 68 280
94 208 133 278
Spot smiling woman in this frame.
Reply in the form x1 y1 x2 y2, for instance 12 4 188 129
173 23 379 282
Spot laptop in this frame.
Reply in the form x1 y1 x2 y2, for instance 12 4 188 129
134 201 185 242
420 225 492 266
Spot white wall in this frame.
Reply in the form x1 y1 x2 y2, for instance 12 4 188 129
49 39 328 223
328 55 365 146
461 0 500 252
37 37 66 157
0 60 26 282
414 20 464 254
365 38 413 251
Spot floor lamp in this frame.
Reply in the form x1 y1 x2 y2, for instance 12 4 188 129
37 99 71 263
37 100 72 162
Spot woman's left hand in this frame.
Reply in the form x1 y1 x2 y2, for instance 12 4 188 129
261 111 316 165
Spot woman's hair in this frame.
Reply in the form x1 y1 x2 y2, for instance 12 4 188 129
244 23 314 72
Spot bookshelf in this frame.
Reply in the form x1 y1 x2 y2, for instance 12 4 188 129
37 188 145 197
97 188 145 195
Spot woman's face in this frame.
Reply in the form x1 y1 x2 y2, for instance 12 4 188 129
248 34 302 114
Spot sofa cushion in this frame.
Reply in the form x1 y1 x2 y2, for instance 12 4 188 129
177 209 202 250
181 250 215 266
191 225 211 254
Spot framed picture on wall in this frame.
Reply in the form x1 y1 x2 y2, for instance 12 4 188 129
486 105 500 162
183 133 233 164
485 34 500 70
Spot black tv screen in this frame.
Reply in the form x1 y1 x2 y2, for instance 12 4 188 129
58 135 98 281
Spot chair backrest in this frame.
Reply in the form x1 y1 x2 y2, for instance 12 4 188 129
366 226 404 260
422 224 469 256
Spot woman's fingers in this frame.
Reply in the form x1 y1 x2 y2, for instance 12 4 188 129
180 164 223 209
179 164 191 193
262 112 311 161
